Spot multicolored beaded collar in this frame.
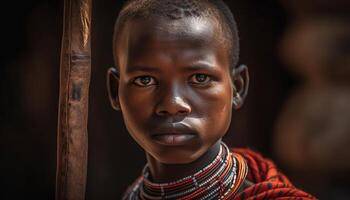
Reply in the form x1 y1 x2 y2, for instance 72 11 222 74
125 142 248 200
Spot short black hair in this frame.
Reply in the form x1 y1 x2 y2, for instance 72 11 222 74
113 0 239 69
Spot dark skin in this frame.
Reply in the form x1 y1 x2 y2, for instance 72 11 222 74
108 16 249 183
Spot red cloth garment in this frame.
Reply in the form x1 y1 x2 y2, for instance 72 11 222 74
233 148 317 200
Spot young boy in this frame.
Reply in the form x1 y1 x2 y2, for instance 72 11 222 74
107 0 316 199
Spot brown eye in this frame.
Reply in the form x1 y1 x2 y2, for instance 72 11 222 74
190 74 211 84
133 76 157 87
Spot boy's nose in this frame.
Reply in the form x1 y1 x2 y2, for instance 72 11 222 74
155 86 191 116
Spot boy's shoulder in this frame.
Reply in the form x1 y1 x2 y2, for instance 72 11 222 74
122 176 143 200
232 147 317 199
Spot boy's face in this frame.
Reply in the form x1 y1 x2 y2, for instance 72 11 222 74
112 17 237 164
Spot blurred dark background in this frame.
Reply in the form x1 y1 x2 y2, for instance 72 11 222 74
0 0 349 199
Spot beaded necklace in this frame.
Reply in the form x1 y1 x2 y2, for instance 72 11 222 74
126 142 248 200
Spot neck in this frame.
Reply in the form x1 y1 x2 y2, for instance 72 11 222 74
146 140 222 183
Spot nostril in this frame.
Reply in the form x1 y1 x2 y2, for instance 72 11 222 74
158 110 169 116
156 109 190 116
178 110 189 114
155 96 192 116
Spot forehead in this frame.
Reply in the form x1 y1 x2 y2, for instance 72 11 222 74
116 16 230 68
130 17 215 42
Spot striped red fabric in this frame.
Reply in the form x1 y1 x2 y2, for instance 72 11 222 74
233 148 317 200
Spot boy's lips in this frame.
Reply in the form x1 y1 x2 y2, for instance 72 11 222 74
151 133 196 146
151 123 198 146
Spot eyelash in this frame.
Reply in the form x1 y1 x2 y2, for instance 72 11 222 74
188 74 213 85
132 74 213 87
132 76 158 87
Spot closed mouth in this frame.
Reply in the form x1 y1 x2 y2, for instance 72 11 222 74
151 123 198 145
151 133 197 146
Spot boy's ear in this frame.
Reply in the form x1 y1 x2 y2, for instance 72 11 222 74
231 64 249 109
107 67 121 111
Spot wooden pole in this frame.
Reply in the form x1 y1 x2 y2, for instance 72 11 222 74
56 0 92 199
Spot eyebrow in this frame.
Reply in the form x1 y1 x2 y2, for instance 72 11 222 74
126 65 160 73
183 61 218 72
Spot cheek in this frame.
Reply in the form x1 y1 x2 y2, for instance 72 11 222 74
119 84 154 126
193 82 233 136
194 82 232 116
